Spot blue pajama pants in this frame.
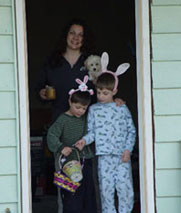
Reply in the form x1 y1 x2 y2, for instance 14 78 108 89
98 155 134 213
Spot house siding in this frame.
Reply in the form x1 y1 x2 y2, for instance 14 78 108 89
0 0 21 212
152 1 181 212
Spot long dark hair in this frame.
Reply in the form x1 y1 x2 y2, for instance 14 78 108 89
49 18 95 67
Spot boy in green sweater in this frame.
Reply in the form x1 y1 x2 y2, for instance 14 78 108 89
47 75 97 213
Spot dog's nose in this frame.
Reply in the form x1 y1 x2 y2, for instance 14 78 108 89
93 68 97 71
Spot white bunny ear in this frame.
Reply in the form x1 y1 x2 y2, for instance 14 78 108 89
101 52 109 71
76 79 83 85
115 63 130 76
83 75 89 84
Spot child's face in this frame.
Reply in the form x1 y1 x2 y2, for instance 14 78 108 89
97 88 117 104
68 101 88 118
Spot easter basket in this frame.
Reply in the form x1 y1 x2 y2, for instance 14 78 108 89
53 148 84 193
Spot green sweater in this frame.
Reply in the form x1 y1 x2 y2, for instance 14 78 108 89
47 113 94 170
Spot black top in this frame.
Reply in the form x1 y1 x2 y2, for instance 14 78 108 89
35 54 95 122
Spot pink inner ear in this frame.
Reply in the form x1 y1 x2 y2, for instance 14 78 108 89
84 75 88 83
76 79 82 84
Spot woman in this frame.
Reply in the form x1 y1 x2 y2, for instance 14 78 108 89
36 18 95 122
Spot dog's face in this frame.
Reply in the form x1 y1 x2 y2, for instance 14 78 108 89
85 55 101 74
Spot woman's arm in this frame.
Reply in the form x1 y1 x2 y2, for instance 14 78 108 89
35 63 50 101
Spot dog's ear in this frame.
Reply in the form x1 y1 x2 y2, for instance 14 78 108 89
84 59 88 67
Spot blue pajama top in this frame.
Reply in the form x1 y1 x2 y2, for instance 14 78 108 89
83 103 136 156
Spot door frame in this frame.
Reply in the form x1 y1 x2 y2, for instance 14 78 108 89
15 0 155 212
135 1 155 212
14 0 32 212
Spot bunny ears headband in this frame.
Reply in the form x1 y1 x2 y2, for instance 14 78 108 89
69 75 94 96
100 52 130 91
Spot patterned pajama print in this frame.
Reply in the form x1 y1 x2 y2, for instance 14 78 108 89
84 103 136 213
98 155 134 213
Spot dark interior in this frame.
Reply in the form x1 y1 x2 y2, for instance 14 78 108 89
25 0 140 212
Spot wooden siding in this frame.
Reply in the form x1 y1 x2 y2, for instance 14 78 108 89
0 0 11 6
152 34 181 61
152 6 181 32
155 143 181 168
0 148 17 174
152 2 181 212
0 1 20 212
153 89 181 115
0 120 17 146
0 7 13 34
0 64 15 90
152 62 181 88
153 0 181 5
156 198 181 213
154 116 181 142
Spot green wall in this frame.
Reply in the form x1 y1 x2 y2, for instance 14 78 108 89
0 0 21 212
152 0 181 212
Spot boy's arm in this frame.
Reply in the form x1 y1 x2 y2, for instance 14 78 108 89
124 106 136 152
83 107 96 145
47 118 65 154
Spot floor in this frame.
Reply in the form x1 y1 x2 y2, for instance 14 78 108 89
32 196 58 213
32 195 140 213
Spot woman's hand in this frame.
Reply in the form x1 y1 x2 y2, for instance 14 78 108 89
75 139 86 151
114 98 125 106
40 88 47 100
61 147 72 156
39 85 49 100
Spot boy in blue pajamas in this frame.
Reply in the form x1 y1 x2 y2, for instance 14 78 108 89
75 67 136 213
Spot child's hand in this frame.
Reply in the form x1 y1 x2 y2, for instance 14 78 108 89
114 98 125 106
122 150 130 162
75 139 86 151
61 147 72 156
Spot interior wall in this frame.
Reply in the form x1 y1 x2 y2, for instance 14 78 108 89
25 0 136 132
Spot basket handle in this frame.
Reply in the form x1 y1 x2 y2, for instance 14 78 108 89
58 147 83 170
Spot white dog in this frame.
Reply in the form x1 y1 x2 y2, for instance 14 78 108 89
84 55 102 83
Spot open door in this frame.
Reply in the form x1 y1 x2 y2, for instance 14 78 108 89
15 0 155 212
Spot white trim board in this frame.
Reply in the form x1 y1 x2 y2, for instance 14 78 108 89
14 0 32 212
135 0 155 213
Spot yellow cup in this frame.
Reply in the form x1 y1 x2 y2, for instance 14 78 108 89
46 86 56 100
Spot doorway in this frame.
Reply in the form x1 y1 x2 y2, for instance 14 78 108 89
25 0 139 212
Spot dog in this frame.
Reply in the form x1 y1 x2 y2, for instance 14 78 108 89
84 55 102 83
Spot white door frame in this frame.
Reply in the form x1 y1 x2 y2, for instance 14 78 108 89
14 0 155 212
14 0 32 212
135 1 155 212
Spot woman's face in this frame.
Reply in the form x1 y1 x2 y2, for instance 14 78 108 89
66 24 84 51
